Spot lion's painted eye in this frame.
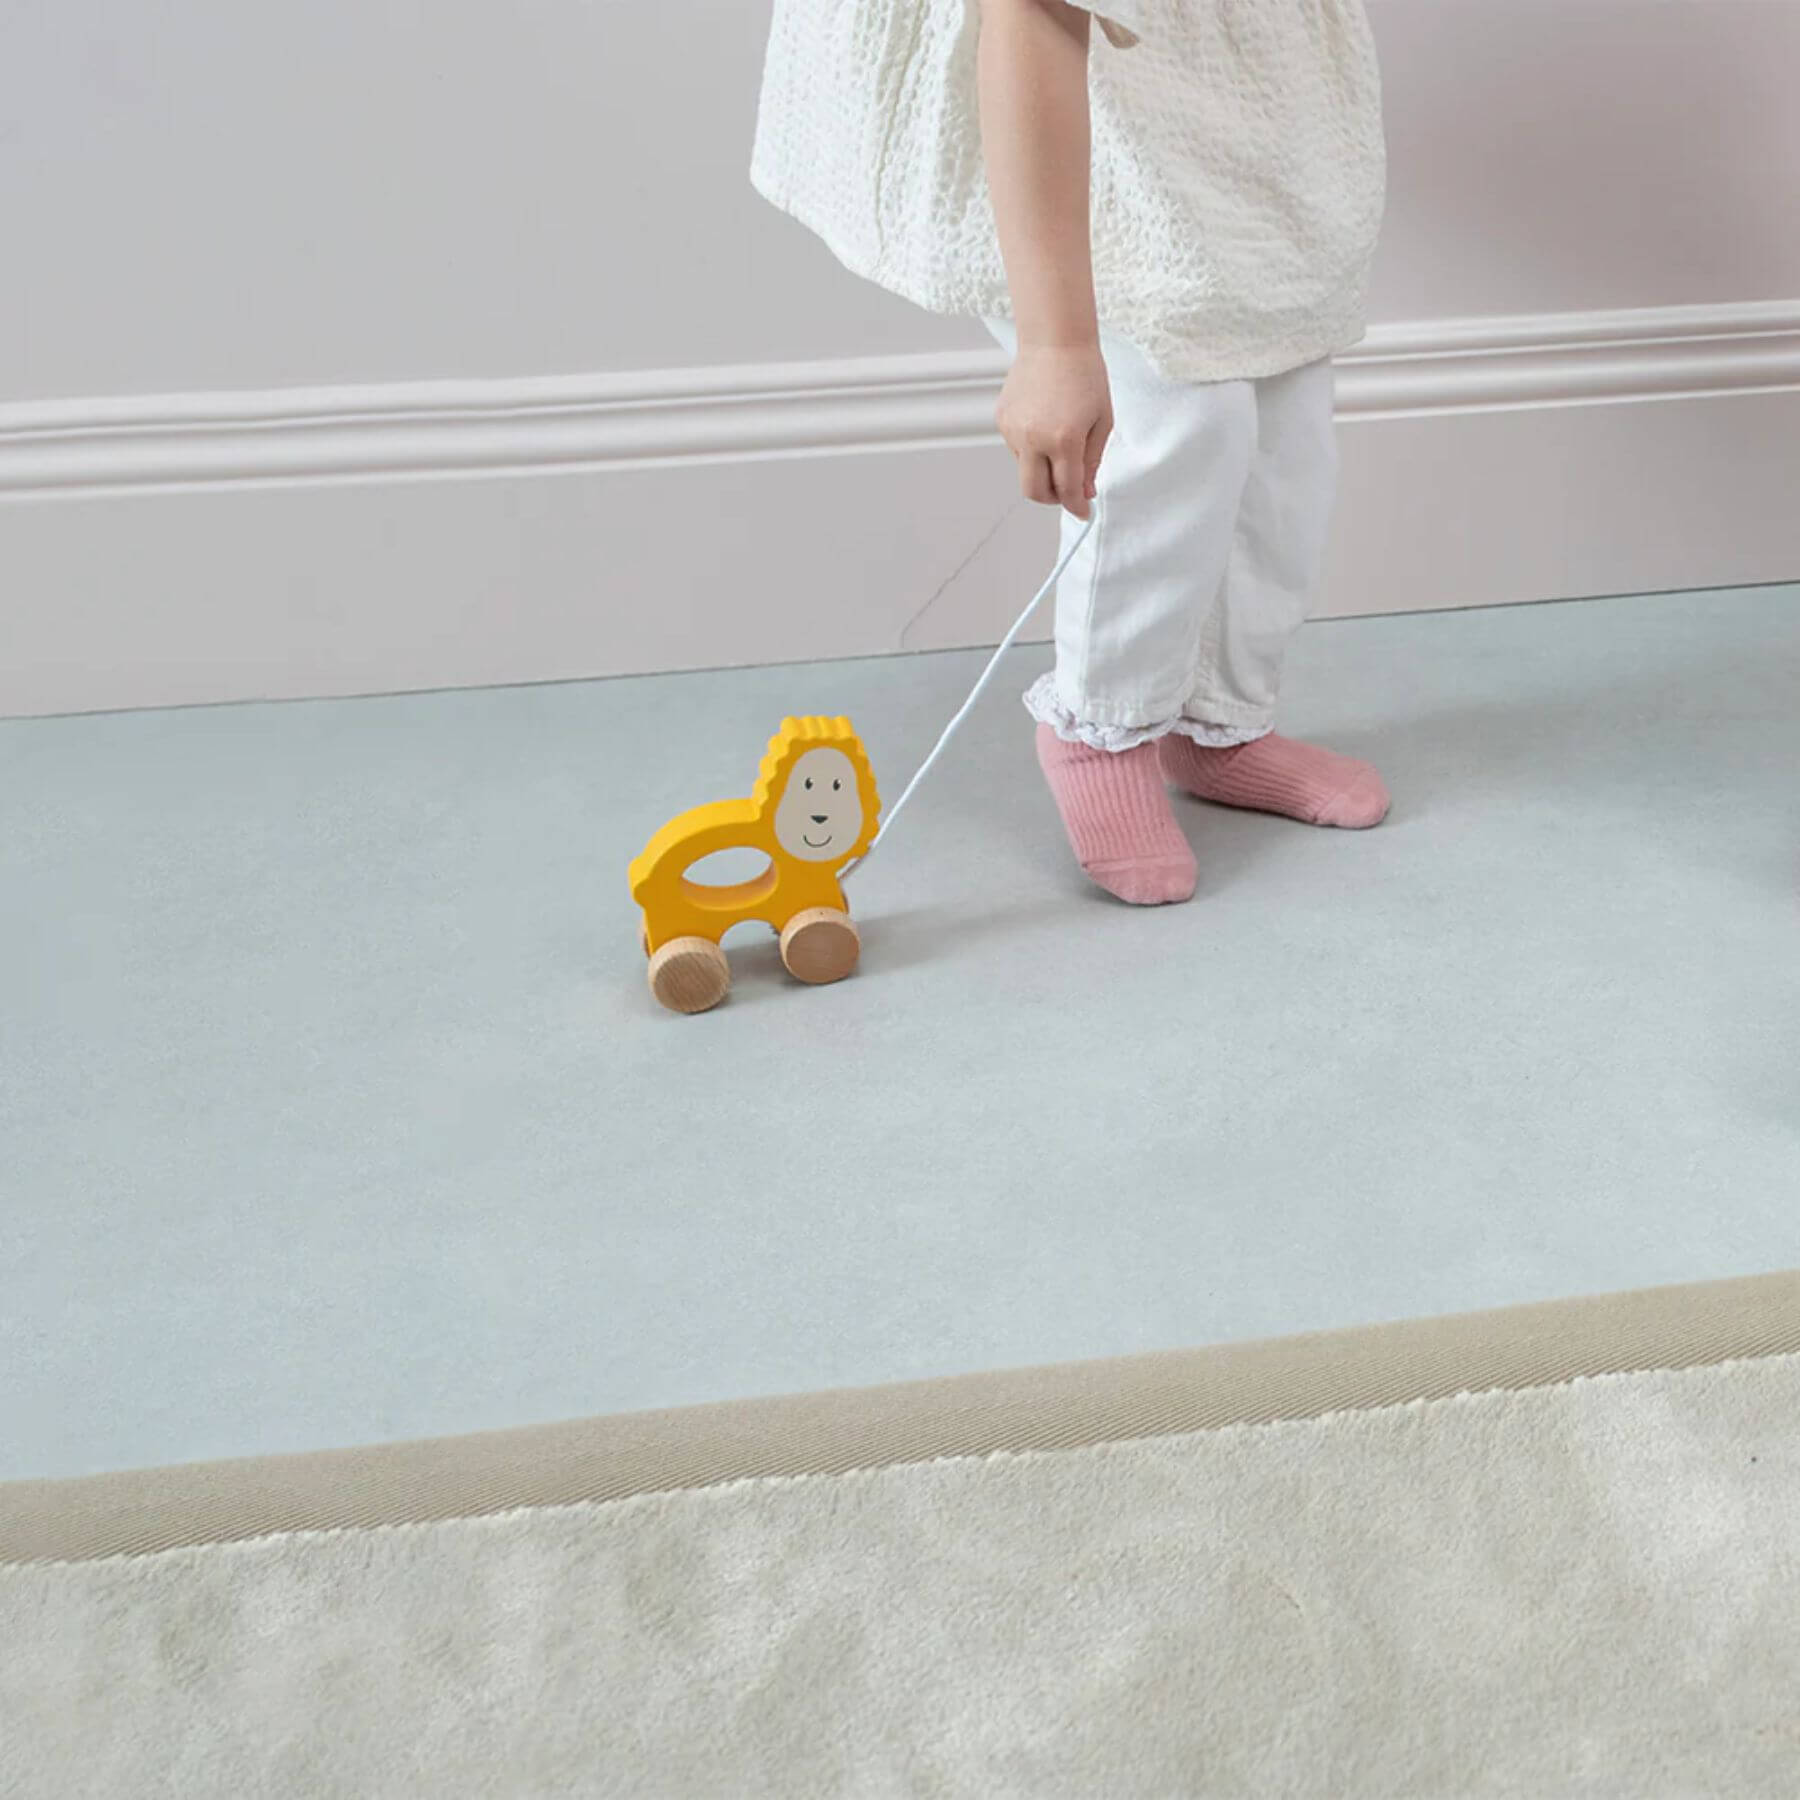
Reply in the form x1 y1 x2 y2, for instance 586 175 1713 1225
804 778 813 790
832 779 841 791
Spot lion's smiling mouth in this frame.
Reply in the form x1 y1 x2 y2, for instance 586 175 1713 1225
802 831 833 848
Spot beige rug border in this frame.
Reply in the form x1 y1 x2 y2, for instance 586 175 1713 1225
6 1269 1796 1566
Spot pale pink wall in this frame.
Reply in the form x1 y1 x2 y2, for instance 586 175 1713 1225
1369 0 1800 320
2 0 1796 403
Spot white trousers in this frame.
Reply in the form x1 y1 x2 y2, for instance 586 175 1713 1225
988 320 1339 750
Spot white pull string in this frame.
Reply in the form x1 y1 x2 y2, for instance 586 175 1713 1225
842 512 1095 882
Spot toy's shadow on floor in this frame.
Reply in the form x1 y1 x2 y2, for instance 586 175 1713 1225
854 895 1080 979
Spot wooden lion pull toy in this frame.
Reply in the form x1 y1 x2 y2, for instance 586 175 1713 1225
627 515 1091 1013
629 716 881 1014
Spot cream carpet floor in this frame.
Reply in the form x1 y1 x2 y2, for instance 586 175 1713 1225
6 1351 1799 1798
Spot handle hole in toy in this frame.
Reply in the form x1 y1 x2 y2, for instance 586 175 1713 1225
684 848 775 887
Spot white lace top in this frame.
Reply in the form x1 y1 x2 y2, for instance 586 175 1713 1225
752 0 1386 383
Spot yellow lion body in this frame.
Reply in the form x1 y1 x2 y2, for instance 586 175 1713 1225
629 717 881 955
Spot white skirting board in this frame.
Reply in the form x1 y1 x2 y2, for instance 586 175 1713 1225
2 302 1797 717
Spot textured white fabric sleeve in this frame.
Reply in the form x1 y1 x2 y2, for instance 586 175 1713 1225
1064 3 1146 49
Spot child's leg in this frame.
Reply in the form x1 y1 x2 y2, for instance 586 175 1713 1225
991 320 1259 747
988 320 1259 902
1162 359 1389 828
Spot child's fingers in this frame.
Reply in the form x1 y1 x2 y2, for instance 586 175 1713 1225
1050 444 1090 519
1083 415 1111 501
1020 453 1056 507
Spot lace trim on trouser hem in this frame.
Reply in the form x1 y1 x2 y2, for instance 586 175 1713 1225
1023 673 1270 752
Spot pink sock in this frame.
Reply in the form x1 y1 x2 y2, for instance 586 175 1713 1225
1159 732 1390 829
1036 726 1197 905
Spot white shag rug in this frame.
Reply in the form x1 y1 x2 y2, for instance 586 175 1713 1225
5 1344 1799 1797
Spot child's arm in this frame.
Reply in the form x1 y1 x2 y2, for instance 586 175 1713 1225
979 0 1112 521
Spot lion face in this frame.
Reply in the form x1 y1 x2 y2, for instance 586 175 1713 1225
772 746 866 863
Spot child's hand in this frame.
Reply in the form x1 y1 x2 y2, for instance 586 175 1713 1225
996 343 1113 520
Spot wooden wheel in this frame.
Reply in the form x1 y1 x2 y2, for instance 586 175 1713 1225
778 908 860 986
648 936 731 1014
